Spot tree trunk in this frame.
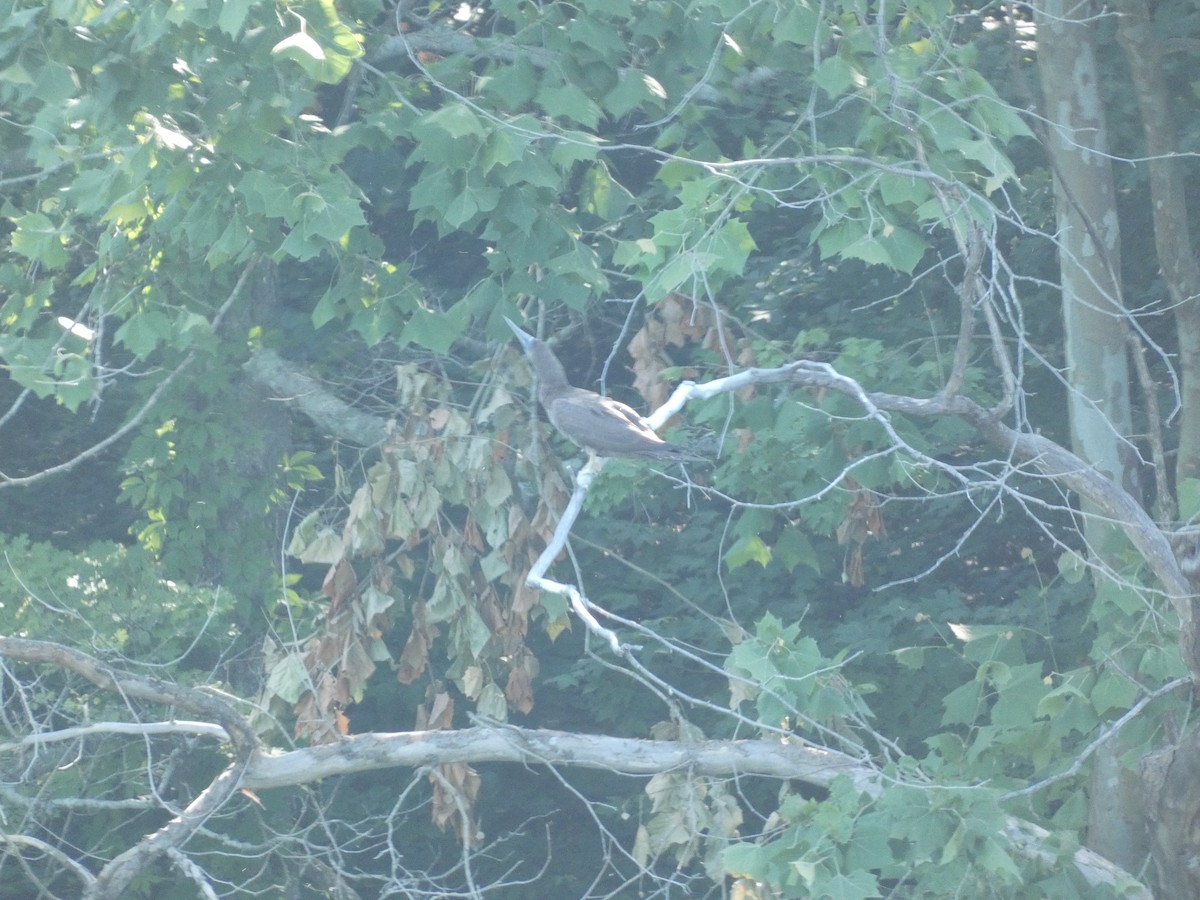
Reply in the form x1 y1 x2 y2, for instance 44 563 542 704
1112 2 1200 891
1113 0 1200 489
1034 0 1146 873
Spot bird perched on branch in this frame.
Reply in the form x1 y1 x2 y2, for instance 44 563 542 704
504 317 700 462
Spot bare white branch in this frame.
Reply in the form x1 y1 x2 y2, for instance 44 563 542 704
0 720 231 754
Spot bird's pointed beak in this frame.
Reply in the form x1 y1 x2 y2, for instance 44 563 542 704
503 316 537 354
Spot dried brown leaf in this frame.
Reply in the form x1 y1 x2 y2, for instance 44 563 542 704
429 761 481 844
396 602 435 684
322 558 357 612
425 688 454 730
505 660 535 714
463 516 485 551
844 545 865 588
294 694 339 745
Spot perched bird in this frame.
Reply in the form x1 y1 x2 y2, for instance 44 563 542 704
504 317 699 461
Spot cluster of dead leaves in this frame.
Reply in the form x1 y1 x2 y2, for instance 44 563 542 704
628 292 760 409
279 363 567 745
288 557 384 744
836 480 887 587
273 361 580 841
418 685 482 845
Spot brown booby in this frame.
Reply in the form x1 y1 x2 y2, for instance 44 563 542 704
504 317 698 461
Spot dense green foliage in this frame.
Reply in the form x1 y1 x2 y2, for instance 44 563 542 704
2 1 1199 897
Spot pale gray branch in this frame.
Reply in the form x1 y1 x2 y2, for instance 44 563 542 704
240 725 1145 898
241 725 867 792
0 636 1150 898
244 348 392 447
654 359 1192 648
0 833 97 888
0 720 230 754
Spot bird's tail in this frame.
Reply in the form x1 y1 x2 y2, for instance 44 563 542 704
640 442 709 463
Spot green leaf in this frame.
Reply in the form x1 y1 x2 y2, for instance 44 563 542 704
827 224 928 274
893 646 925 669
421 103 487 140
206 212 252 267
604 69 658 118
479 548 509 581
272 31 330 75
709 218 757 275
724 534 772 570
481 57 538 108
650 251 708 299
950 137 1017 193
9 212 70 268
567 14 625 58
457 605 493 659
33 61 77 105
774 527 818 574
409 167 455 216
613 237 661 270
240 171 297 220
51 353 96 412
819 870 882 900
776 4 819 46
266 653 309 704
480 128 530 172
722 841 765 880
297 191 365 243
971 94 1035 142
878 173 932 208
813 55 857 98
401 306 464 354
496 186 541 233
443 189 480 229
1035 681 1088 719
114 309 172 357
1090 669 1138 716
538 81 601 127
941 679 983 725
579 163 633 221
939 822 965 864
484 467 512 507
362 585 396 620
288 525 344 565
217 0 253 36
977 836 1021 880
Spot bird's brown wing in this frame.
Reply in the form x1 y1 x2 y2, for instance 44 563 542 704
546 391 672 456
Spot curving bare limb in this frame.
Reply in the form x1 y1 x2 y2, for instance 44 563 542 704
0 637 259 900
0 833 96 891
0 634 1152 898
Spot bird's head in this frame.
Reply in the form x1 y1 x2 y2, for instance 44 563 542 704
503 316 571 392
503 316 537 356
